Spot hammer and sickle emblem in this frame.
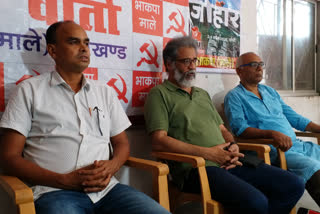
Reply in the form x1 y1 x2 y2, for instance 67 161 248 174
107 74 128 103
137 40 159 68
166 9 186 36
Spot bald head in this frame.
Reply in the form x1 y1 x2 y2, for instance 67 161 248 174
46 20 76 45
236 52 258 68
235 52 264 85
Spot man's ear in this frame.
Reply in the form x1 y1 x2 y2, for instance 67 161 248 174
166 60 174 71
47 44 56 59
235 67 241 76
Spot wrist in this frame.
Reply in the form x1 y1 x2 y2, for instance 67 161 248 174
200 147 211 160
56 173 67 188
108 158 123 173
264 130 275 139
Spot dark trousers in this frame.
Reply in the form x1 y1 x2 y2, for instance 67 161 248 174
305 170 320 207
182 163 304 214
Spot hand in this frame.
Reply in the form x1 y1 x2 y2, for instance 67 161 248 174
79 159 120 193
205 143 244 169
226 142 239 153
60 159 120 193
59 163 99 191
221 143 243 170
271 131 292 152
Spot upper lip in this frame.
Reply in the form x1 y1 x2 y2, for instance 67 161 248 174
79 55 89 60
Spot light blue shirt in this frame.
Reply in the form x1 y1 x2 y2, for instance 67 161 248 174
224 83 320 183
224 83 311 152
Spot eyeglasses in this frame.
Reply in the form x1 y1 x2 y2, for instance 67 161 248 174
239 62 265 69
175 58 199 67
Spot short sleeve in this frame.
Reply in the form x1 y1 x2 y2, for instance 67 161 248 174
0 82 32 137
224 91 250 136
144 87 169 134
108 90 131 137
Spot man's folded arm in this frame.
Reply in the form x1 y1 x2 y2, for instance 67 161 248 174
240 127 292 152
0 128 115 192
151 129 237 166
151 130 208 157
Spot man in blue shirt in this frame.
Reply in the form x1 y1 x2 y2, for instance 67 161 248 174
224 52 320 207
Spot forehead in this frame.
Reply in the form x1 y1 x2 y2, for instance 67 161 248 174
177 47 197 58
242 53 262 64
56 23 88 41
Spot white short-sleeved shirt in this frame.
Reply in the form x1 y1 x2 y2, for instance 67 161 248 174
0 71 131 203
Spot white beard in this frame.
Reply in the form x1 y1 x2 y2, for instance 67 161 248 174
173 68 196 88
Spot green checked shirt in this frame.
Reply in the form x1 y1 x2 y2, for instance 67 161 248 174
144 80 225 189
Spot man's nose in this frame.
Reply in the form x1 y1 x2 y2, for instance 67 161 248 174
256 64 263 71
80 43 89 52
188 60 197 69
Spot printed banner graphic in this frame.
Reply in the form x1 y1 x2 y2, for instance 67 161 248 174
0 0 189 116
0 0 240 116
189 0 240 73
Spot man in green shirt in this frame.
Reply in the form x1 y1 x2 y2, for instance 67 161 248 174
144 36 304 214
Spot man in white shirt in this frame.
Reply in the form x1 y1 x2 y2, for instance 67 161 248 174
0 20 170 214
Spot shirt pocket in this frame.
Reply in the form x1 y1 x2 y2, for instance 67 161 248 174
92 107 110 140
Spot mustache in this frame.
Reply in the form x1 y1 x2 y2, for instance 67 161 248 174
184 70 196 76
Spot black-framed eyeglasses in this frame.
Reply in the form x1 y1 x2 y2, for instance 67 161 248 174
239 62 265 69
175 58 199 67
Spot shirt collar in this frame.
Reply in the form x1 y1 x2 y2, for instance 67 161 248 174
238 82 262 97
163 79 200 93
50 70 91 91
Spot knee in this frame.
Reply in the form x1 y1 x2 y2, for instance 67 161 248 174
293 176 305 197
242 195 268 214
306 170 320 206
306 170 320 192
283 173 305 199
226 191 268 214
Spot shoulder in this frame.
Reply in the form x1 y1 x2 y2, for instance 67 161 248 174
147 83 168 98
18 72 51 87
194 86 208 94
86 79 120 108
13 72 52 96
193 86 211 100
150 83 166 93
87 79 114 95
225 84 242 99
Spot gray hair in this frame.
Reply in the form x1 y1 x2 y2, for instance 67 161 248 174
163 36 198 70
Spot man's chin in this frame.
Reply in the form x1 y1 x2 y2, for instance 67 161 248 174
179 79 196 88
186 76 195 81
75 64 89 73
256 77 263 83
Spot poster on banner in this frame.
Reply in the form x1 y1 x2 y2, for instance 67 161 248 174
189 0 240 73
0 0 190 118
